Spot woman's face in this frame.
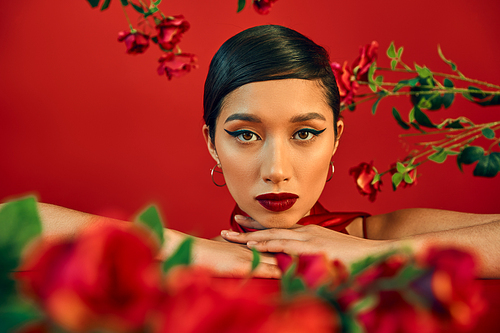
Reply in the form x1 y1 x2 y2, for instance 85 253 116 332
203 79 343 228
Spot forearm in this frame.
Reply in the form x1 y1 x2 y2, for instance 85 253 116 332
385 220 500 278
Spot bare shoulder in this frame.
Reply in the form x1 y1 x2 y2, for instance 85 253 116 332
366 208 500 240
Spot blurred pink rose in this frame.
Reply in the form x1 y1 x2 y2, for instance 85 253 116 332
157 53 198 80
351 41 378 82
330 61 359 108
117 30 150 54
17 224 162 333
253 0 278 15
155 15 190 51
349 161 382 202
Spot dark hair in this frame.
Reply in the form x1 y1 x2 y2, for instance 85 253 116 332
203 25 340 143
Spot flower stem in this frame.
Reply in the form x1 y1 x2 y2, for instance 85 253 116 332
121 3 135 32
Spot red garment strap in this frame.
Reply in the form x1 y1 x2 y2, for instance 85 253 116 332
230 202 370 236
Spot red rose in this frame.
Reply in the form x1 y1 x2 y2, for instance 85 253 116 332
157 53 198 80
117 30 150 54
355 254 407 287
259 295 340 333
358 291 439 333
277 254 348 289
422 248 486 329
16 224 162 332
349 161 382 202
153 266 275 333
351 41 378 82
330 61 359 108
155 15 190 51
253 0 278 15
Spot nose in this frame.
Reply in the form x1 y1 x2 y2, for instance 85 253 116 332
261 139 292 184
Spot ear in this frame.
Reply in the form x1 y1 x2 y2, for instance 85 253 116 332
331 119 344 157
202 125 220 164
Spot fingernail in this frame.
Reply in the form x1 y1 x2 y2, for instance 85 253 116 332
221 230 239 236
234 215 246 221
247 241 258 246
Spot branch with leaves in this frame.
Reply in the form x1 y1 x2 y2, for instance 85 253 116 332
333 42 500 201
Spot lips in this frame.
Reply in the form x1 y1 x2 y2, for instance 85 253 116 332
256 193 298 212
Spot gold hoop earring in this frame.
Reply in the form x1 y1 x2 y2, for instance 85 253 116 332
211 164 226 187
326 161 335 182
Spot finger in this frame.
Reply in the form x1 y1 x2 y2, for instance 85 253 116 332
221 228 304 243
246 239 304 256
258 252 278 265
252 262 282 279
234 215 267 230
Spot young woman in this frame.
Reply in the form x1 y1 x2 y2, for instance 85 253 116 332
7 25 500 278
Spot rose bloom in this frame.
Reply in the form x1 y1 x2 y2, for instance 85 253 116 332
253 0 278 15
351 41 378 82
358 290 439 333
117 30 150 54
277 253 348 289
153 266 275 333
157 52 198 80
155 15 190 51
16 224 162 333
349 161 382 202
420 248 487 330
330 61 359 108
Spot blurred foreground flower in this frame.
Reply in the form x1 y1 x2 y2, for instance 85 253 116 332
16 223 162 333
253 0 279 15
349 161 382 202
157 53 199 80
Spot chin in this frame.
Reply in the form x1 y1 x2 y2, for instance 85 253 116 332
258 211 303 229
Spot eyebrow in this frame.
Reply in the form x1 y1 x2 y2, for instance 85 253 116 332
224 112 326 124
290 112 326 123
224 113 262 124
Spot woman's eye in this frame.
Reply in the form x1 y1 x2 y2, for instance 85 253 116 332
238 132 258 141
224 129 260 142
294 130 314 140
293 128 326 141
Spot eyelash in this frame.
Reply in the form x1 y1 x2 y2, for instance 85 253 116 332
224 128 326 143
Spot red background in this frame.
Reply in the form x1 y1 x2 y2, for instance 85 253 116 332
1 0 499 238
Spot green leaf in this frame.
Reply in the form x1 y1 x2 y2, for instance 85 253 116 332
347 103 356 111
86 0 100 8
375 75 384 85
428 147 448 163
0 296 42 333
120 0 129 5
136 205 165 246
152 0 161 5
100 0 111 10
391 59 397 70
0 197 42 267
404 172 414 184
251 248 260 272
414 64 432 78
130 2 144 13
397 46 404 58
396 162 406 174
371 173 380 185
349 295 378 315
414 107 436 128
482 128 495 139
457 146 485 171
392 107 410 130
162 237 193 273
372 91 388 115
368 62 377 92
392 173 403 190
473 153 500 177
408 108 415 123
237 0 246 12
444 120 464 129
437 45 457 71
387 42 396 58
443 78 455 108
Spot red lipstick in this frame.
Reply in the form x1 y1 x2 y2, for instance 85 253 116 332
255 193 298 212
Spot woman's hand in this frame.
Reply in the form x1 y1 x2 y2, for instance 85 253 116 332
161 229 281 279
221 224 389 266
